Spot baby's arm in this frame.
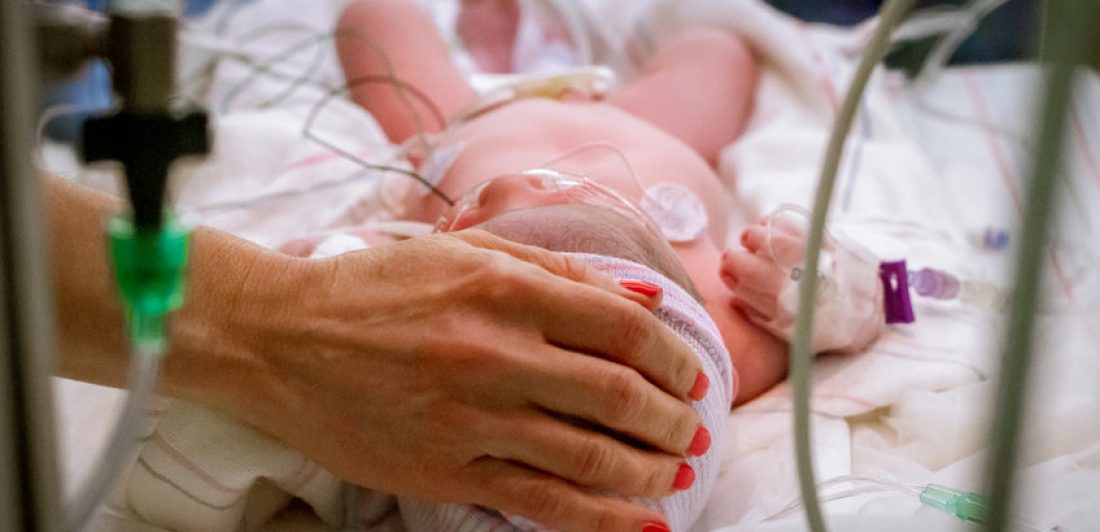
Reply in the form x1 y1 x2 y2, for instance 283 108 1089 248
721 216 884 354
336 0 477 144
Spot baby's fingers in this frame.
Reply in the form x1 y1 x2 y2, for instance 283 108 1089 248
721 249 787 295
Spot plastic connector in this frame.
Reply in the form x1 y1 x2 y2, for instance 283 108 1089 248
107 214 190 351
919 484 988 524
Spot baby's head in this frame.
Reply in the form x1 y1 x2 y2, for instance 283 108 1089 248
479 204 701 299
436 172 700 299
436 176 733 532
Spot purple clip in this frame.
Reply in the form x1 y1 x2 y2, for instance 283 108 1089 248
879 260 915 324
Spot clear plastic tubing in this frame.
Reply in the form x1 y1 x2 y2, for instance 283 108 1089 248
63 344 162 531
909 267 1007 309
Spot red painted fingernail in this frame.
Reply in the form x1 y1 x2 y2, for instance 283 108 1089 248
688 426 711 456
642 523 671 532
688 372 709 400
620 279 661 298
672 463 695 490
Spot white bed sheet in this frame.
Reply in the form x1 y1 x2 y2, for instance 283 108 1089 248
48 0 1100 530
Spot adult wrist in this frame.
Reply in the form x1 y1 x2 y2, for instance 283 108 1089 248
159 228 315 421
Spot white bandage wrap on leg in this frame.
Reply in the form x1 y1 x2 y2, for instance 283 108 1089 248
396 254 735 532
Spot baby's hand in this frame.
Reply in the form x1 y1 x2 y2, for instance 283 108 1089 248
720 214 883 353
720 218 806 335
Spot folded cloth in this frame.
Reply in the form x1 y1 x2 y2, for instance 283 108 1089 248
111 400 351 532
397 253 736 532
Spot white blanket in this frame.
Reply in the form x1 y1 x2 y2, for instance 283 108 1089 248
49 0 1100 531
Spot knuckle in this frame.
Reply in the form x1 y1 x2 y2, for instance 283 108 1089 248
635 461 669 497
557 255 591 283
522 485 566 525
474 255 530 302
590 508 622 532
603 369 648 424
573 436 615 485
664 339 696 392
614 451 660 496
611 304 654 356
664 408 695 450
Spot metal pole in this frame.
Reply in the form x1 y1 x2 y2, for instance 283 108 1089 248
0 1 62 531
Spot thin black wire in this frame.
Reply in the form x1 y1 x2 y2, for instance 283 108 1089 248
302 74 453 206
175 31 325 102
332 28 437 156
218 31 328 113
177 22 454 206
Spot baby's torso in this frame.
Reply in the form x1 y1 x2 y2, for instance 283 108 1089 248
406 99 731 246
396 99 781 406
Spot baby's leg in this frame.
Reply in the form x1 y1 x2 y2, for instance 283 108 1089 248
720 218 885 354
456 0 521 73
336 0 478 144
609 29 758 166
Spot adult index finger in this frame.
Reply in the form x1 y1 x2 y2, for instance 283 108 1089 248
448 229 664 312
524 272 705 402
449 229 705 401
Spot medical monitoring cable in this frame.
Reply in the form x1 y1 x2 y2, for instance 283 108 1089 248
788 1 914 531
981 2 1097 531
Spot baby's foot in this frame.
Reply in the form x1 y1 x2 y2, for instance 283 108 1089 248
719 214 884 353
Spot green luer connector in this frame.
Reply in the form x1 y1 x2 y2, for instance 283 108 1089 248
919 484 988 524
107 215 190 349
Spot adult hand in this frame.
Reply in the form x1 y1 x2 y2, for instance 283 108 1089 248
193 229 708 532
47 176 707 531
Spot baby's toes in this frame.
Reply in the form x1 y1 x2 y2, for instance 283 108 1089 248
720 249 787 296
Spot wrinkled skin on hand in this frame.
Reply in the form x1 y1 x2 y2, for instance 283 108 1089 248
226 230 708 532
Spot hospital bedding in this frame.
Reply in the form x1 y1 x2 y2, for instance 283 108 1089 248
47 0 1100 530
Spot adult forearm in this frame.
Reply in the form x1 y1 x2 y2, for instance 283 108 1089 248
47 176 300 415
48 176 128 385
47 175 714 531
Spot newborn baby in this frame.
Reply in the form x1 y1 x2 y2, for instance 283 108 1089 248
293 0 886 529
117 3 890 531
319 0 885 404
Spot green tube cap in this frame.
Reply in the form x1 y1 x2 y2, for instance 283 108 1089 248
920 484 988 524
107 215 190 350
